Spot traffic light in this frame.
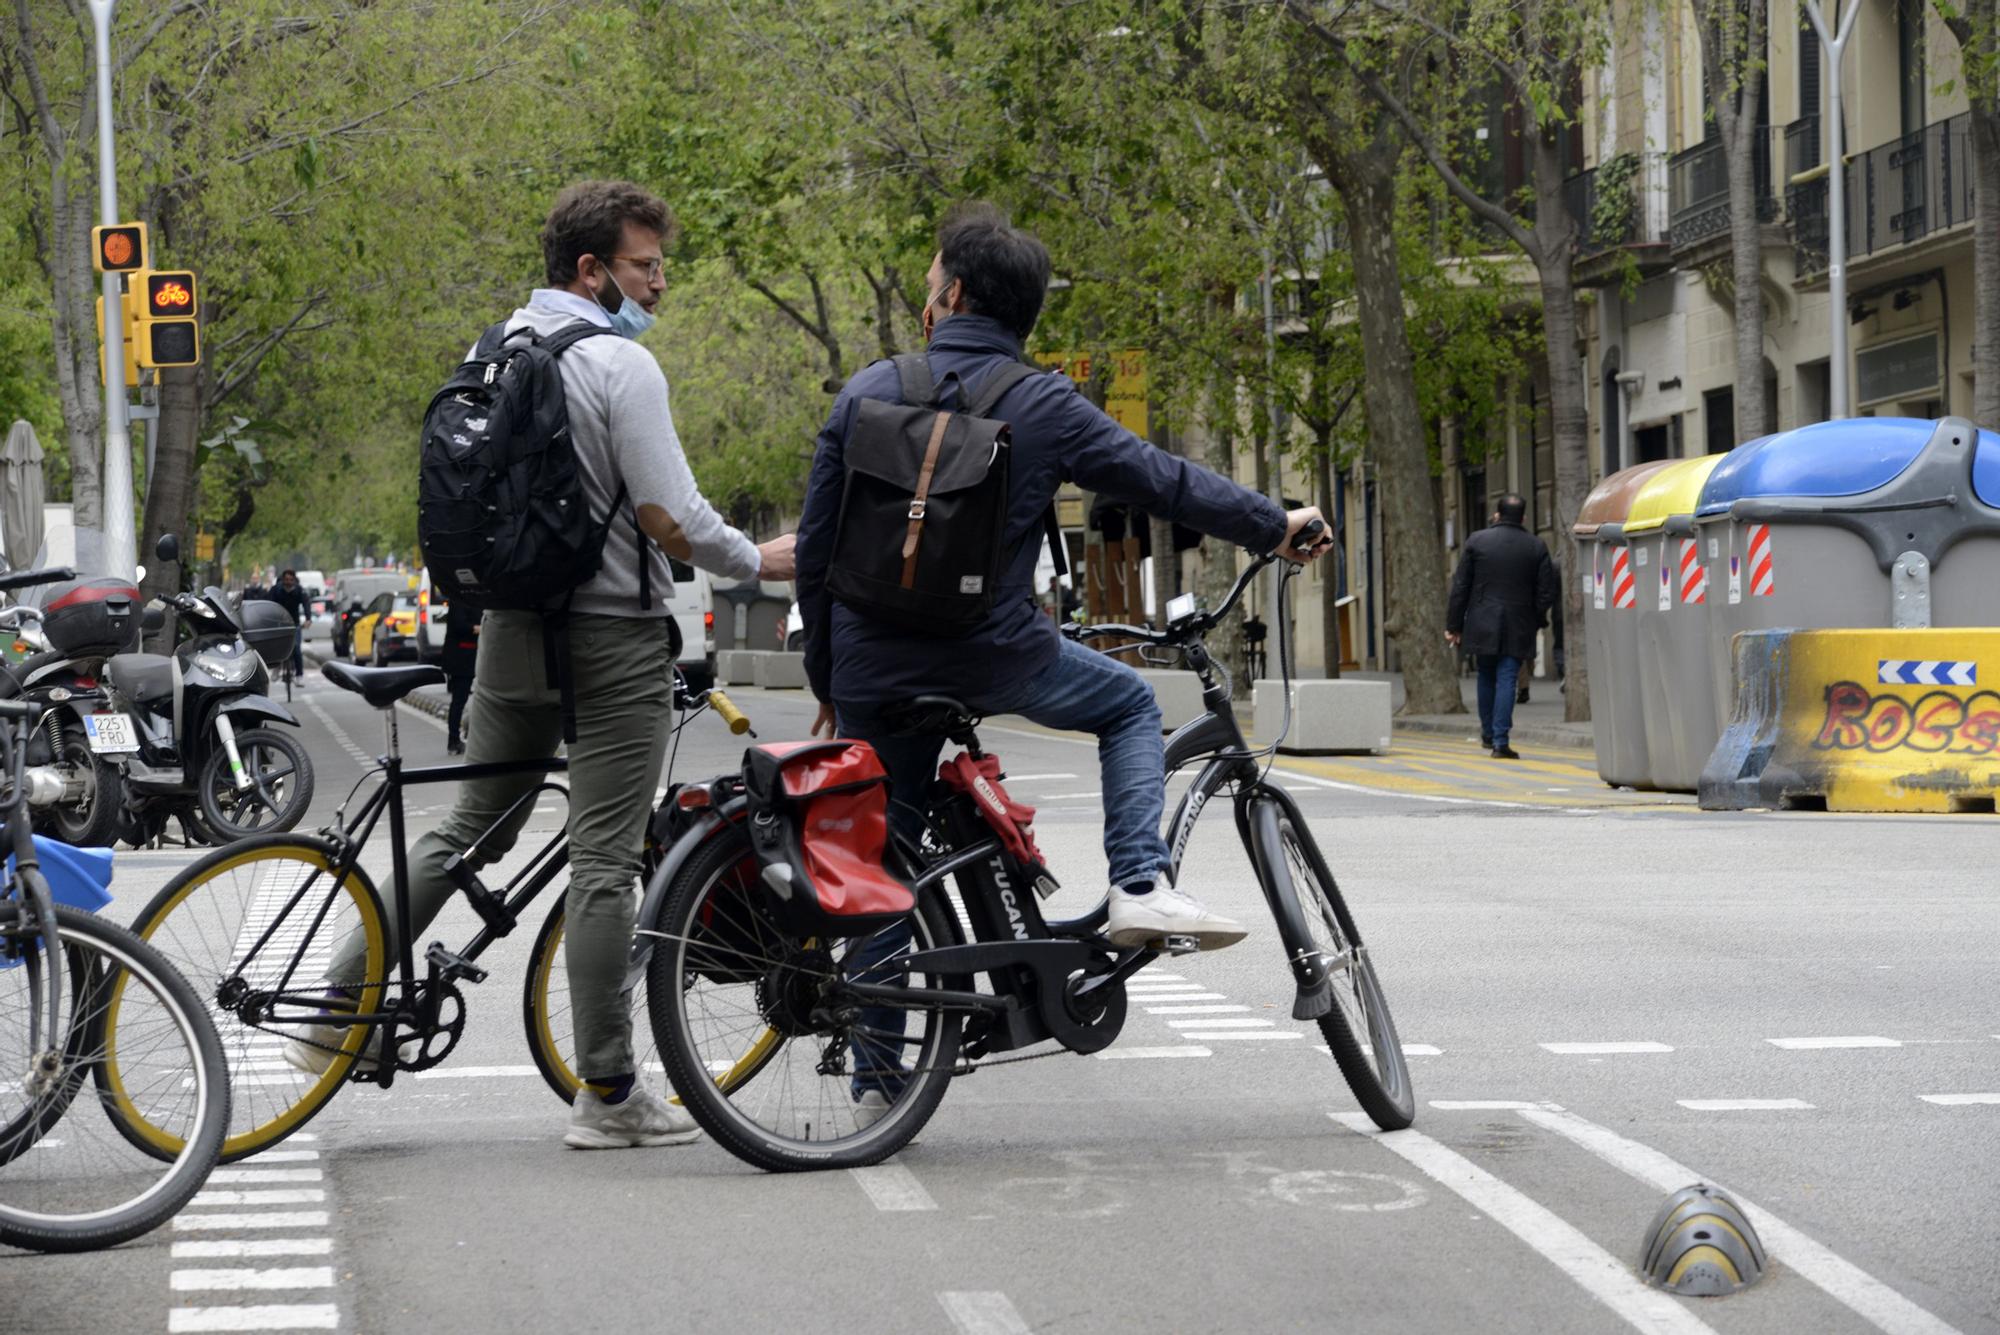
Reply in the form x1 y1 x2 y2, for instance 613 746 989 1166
95 294 139 388
134 269 199 368
92 222 148 274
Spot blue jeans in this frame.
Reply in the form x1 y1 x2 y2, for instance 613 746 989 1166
836 636 1171 1096
1475 654 1523 748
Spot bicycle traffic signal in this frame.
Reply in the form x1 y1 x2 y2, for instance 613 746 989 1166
92 222 148 274
135 270 200 368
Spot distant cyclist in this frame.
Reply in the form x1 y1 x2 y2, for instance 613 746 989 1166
269 570 308 679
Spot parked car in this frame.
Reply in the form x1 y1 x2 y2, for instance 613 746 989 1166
413 569 450 659
779 600 803 652
666 558 715 689
331 570 410 658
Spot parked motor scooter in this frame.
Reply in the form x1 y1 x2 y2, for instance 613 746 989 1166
102 535 316 845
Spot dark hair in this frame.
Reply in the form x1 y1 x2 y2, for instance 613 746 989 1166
1496 493 1527 524
936 202 1052 340
281 569 296 579
541 180 676 285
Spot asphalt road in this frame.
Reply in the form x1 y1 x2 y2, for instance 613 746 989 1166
5 654 1997 1335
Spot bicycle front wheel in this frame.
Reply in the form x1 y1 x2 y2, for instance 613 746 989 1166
523 901 663 1104
1277 817 1416 1130
123 836 388 1161
0 903 230 1253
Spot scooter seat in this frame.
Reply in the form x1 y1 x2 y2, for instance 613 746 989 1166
322 661 445 708
106 653 177 707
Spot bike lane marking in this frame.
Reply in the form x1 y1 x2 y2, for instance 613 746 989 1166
849 1163 938 1212
1518 1106 1962 1335
938 1291 1033 1335
169 1134 341 1332
167 1307 338 1331
1918 1093 2000 1105
1540 1041 1674 1055
1328 1113 1719 1335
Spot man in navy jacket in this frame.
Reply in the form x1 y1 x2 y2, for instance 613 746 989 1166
795 203 1327 962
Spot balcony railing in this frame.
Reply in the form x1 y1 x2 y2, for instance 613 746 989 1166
1667 129 1781 250
1563 164 1634 255
1791 110 1976 278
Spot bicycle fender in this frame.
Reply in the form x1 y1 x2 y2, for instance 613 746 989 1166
1236 789 1334 1020
627 795 749 983
211 692 300 728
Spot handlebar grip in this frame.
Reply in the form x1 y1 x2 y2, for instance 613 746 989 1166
1290 517 1328 553
707 690 752 736
0 566 75 592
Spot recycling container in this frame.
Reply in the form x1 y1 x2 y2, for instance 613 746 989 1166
1694 416 2000 725
1574 460 1675 789
1622 454 1725 792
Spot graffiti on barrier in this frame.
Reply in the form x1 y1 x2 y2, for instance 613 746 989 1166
1813 682 2000 754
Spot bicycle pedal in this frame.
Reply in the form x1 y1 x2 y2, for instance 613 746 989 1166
423 942 488 984
1160 934 1200 957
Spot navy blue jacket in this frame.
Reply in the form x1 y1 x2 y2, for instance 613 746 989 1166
796 315 1289 705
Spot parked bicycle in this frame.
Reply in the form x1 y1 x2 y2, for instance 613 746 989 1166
114 659 756 1161
644 519 1415 1170
0 565 230 1252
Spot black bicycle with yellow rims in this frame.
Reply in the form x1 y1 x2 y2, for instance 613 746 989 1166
118 659 759 1162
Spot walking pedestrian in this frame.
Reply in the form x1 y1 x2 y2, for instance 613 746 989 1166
442 595 481 756
310 179 796 1151
1445 493 1557 760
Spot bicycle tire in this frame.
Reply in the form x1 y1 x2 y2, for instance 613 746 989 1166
0 920 93 1168
1274 816 1415 1130
523 901 659 1105
648 824 962 1172
120 835 387 1162
0 903 230 1253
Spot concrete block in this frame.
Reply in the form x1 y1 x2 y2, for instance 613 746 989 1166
1136 669 1205 731
752 651 808 690
1255 678 1392 755
717 650 765 686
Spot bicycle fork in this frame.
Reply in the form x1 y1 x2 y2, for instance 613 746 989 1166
1234 787 1336 1022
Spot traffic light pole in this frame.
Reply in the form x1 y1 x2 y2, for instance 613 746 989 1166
89 0 138 579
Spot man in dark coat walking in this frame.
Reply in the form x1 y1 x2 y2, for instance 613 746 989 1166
1446 493 1558 759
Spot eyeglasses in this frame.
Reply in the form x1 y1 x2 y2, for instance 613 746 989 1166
608 255 665 279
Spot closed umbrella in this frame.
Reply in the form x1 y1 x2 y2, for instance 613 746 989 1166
1 421 46 572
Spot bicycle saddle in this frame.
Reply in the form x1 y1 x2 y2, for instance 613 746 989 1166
322 661 446 708
879 694 980 739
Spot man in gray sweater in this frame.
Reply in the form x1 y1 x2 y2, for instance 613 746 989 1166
311 181 793 1149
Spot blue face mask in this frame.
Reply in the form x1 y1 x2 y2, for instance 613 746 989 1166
593 265 656 340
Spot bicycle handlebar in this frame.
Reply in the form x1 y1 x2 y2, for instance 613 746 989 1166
0 566 75 592
1065 518 1327 649
707 689 753 736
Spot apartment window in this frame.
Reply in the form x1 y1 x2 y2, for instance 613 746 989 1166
1704 387 1737 454
1799 17 1820 125
1899 0 1926 135
1635 423 1673 462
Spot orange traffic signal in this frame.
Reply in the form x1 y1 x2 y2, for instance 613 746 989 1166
140 318 200 368
141 270 197 319
92 222 148 274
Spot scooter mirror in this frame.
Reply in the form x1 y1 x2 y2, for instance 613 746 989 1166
142 606 165 633
155 533 181 564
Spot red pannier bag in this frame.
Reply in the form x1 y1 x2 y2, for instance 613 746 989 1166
937 752 1050 882
741 740 915 935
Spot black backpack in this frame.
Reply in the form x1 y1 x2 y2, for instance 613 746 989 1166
827 353 1061 635
417 320 625 612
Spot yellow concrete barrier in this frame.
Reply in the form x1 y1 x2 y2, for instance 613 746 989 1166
1700 628 2000 812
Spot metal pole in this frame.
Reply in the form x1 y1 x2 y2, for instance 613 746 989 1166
88 0 137 579
1805 0 1864 420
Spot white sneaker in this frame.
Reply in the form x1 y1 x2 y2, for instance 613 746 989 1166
281 1021 419 1078
564 1085 702 1149
1107 882 1249 951
853 1089 892 1130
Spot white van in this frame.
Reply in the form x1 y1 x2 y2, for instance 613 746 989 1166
665 558 715 689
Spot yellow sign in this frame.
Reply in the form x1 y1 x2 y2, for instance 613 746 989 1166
1037 349 1149 437
195 533 216 560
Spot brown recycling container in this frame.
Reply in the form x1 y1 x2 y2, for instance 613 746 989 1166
1573 461 1673 789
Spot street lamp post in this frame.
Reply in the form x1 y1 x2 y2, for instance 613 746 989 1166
1804 0 1863 420
88 0 138 579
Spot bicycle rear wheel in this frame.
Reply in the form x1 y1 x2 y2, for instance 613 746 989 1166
647 824 962 1171
0 903 229 1252
524 901 661 1104
121 837 387 1162
1276 817 1416 1130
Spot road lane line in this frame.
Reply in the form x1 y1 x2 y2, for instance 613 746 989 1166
299 693 371 767
1676 1099 1814 1111
1519 1107 1961 1335
1767 1036 1901 1049
1165 1017 1272 1029
174 1212 330 1232
849 1164 937 1211
172 1240 333 1259
1918 1092 2000 1105
239 1150 319 1163
1430 1100 1563 1111
168 1305 338 1332
1175 1030 1304 1041
188 1189 326 1208
1329 1114 1716 1334
171 1267 335 1292
1126 991 1227 1002
1144 1004 1252 1015
206 1169 324 1184
1094 1046 1210 1059
938 1291 1033 1335
413 1065 542 1079
1540 1041 1674 1054
1319 1043 1445 1058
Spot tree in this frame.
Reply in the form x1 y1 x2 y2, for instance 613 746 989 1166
1938 0 2000 428
1287 0 1607 722
1691 0 1772 442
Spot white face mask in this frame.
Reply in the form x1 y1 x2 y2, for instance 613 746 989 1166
922 277 954 342
592 262 656 339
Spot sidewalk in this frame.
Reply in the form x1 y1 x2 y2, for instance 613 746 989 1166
1329 670 1595 751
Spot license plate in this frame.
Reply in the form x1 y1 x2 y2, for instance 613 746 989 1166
84 712 141 754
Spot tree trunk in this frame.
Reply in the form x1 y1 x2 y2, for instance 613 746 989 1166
48 188 106 569
1199 375 1248 696
1530 133 1595 724
1320 134 1461 715
1724 115 1767 440
1973 104 2000 428
1317 435 1343 679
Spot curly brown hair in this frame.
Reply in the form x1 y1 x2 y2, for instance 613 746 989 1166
540 180 677 285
